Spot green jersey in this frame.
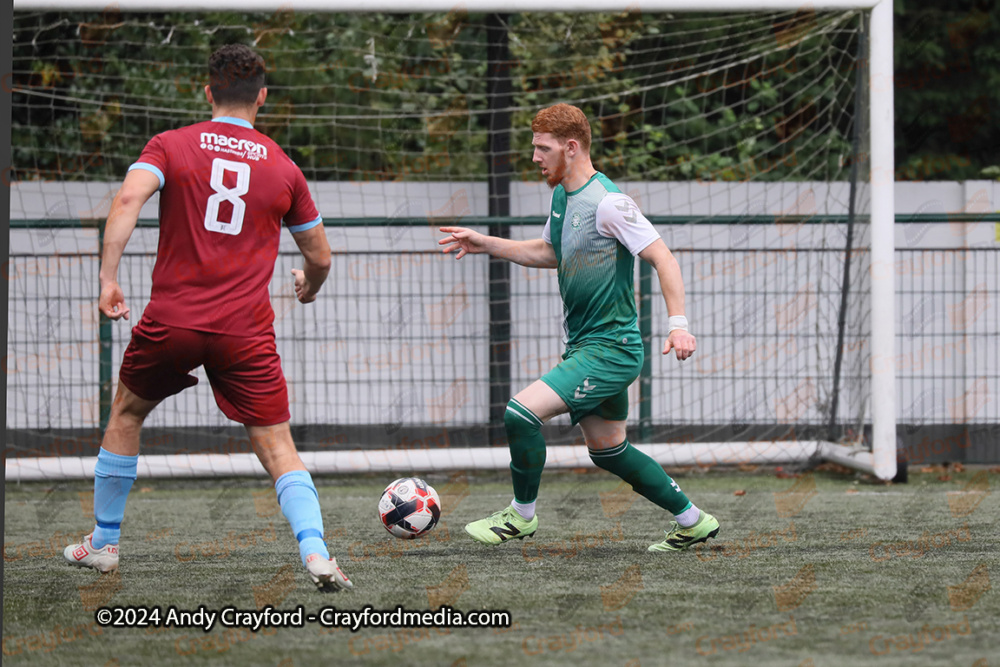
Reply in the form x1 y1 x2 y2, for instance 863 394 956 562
543 172 660 348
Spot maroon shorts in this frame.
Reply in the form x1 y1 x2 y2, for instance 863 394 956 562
118 315 290 426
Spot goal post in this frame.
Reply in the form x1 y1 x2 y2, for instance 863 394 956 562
866 0 896 481
6 0 896 481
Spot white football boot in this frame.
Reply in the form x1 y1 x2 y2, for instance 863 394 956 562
64 534 119 573
305 553 353 592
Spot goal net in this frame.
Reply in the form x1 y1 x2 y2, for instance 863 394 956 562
7 2 895 480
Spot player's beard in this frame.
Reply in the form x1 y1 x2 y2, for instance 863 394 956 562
544 152 567 189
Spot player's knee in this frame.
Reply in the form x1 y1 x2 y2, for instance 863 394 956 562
504 399 542 437
110 384 159 424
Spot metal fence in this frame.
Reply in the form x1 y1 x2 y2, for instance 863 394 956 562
6 218 999 463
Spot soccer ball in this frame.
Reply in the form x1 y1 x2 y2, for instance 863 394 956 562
378 477 441 539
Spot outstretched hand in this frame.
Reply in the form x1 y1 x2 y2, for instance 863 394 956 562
664 329 696 361
99 281 130 320
439 227 487 260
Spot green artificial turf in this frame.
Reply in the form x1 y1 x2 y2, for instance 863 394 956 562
3 466 998 666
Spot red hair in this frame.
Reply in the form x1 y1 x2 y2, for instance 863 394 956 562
531 103 591 153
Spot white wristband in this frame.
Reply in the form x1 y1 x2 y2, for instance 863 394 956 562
668 315 689 333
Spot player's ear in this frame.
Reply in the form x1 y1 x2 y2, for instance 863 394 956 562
204 85 214 105
564 138 579 158
256 87 268 109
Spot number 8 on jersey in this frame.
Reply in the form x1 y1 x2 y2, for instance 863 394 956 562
204 157 250 235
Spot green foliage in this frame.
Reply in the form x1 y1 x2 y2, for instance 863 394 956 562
14 7 981 185
894 2 1000 181
981 165 1000 180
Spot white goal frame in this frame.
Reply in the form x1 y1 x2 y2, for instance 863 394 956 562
6 0 896 481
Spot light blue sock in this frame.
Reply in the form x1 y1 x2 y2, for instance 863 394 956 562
91 448 138 549
275 470 329 566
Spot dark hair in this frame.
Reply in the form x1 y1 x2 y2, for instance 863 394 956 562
208 44 266 106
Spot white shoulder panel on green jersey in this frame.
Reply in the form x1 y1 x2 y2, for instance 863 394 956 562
595 192 660 256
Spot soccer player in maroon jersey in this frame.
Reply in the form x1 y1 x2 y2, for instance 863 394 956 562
63 44 351 592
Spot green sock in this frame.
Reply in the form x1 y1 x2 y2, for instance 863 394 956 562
589 440 692 515
506 399 546 503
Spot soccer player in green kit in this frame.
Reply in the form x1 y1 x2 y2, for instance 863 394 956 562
439 103 719 552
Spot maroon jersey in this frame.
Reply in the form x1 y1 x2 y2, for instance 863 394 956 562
129 116 321 335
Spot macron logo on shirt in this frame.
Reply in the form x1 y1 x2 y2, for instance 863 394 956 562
199 132 268 161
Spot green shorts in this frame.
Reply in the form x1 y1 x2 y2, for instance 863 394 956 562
540 341 644 425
